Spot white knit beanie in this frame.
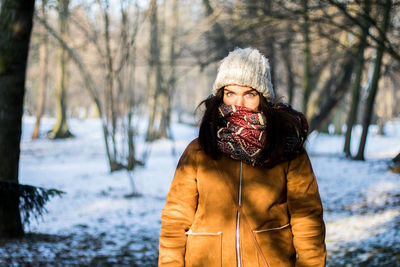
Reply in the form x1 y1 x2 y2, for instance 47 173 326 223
212 47 274 101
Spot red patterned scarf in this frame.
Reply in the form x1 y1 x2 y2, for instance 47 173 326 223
217 104 267 166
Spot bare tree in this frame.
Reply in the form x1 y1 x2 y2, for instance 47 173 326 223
326 0 400 63
279 30 295 105
309 47 357 132
343 0 371 157
355 0 392 160
32 0 49 140
201 0 229 65
145 0 163 141
48 0 73 139
301 0 312 116
158 0 180 141
35 1 144 176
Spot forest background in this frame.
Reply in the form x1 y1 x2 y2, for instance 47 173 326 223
1 0 400 266
23 0 400 163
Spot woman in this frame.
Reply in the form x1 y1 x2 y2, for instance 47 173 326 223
159 48 326 267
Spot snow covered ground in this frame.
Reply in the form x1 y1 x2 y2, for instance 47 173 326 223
0 116 399 266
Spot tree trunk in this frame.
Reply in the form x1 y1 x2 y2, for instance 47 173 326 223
343 0 371 157
354 0 392 160
391 151 400 173
246 0 260 48
309 48 357 132
280 33 295 105
0 0 35 237
32 0 49 140
127 46 137 171
333 107 343 135
202 0 229 64
154 0 169 140
157 0 179 140
48 0 73 139
375 67 392 136
376 118 385 135
102 0 118 164
146 0 163 141
301 0 312 116
319 120 330 134
263 0 276 96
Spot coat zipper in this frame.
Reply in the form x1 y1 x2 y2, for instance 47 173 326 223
236 161 243 267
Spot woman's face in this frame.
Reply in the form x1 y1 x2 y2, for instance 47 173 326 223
223 85 260 110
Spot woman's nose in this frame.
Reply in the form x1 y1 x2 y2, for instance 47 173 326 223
235 96 244 107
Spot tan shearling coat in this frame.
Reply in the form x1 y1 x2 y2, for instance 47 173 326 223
159 139 326 267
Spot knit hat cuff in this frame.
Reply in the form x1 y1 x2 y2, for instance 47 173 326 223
212 78 274 100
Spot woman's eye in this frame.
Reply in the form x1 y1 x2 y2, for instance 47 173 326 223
226 92 234 97
246 93 256 97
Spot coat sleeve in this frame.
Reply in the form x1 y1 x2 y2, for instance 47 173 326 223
286 151 326 267
158 141 199 266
